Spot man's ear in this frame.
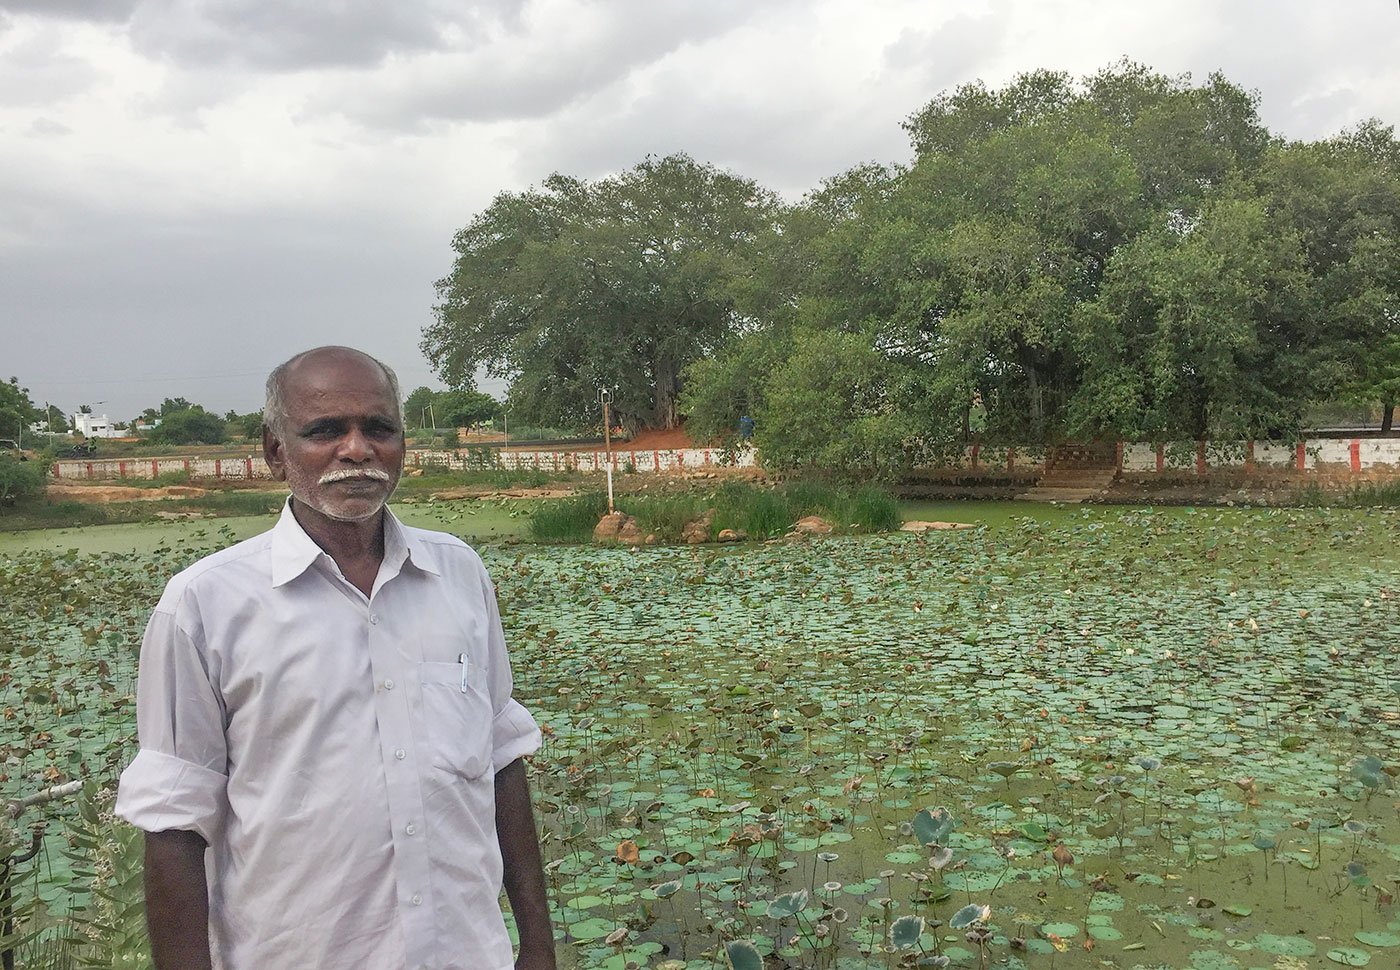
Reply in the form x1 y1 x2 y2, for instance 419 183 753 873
262 424 288 482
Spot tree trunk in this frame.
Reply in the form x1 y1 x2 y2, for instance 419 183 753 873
1025 365 1042 435
652 356 680 430
1383 400 1395 434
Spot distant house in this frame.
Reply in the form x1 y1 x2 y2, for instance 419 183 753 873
71 412 121 439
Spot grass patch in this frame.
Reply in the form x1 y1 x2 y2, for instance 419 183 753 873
1290 480 1400 508
529 492 608 541
615 479 903 543
400 467 581 493
835 485 903 532
620 494 708 542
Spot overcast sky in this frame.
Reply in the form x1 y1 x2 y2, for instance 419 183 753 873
2 0 1397 424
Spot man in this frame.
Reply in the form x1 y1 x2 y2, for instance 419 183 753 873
116 347 556 970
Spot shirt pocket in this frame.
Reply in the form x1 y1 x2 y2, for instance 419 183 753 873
418 660 493 779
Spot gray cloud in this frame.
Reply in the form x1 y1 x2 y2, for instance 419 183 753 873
317 0 763 130
29 116 72 135
0 189 451 418
125 0 481 71
2 0 527 70
0 27 100 105
508 67 912 201
0 0 142 22
1192 0 1399 140
883 13 1008 97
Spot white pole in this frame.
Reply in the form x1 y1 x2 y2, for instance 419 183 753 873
599 389 614 514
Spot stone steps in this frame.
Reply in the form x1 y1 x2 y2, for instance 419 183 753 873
1016 487 1107 503
1017 467 1117 503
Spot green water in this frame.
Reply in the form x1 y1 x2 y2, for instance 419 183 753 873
0 499 534 555
5 505 1400 968
0 499 1195 556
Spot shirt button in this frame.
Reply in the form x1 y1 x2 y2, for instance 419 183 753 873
369 614 379 625
411 893 423 905
406 822 417 835
383 679 394 691
394 748 406 760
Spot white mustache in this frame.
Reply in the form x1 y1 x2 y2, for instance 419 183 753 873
318 468 392 486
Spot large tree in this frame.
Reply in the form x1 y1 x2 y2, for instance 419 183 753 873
1261 123 1400 431
684 62 1295 467
426 154 780 433
0 377 42 443
1072 185 1315 439
404 386 501 430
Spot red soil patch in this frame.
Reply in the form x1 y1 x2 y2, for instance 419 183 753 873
622 426 696 450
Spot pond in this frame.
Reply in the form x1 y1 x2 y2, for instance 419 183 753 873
2 504 1398 969
0 497 534 555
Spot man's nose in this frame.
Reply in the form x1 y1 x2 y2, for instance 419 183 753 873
337 426 373 461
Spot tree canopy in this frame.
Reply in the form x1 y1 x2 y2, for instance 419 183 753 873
426 154 780 434
0 377 42 443
403 386 501 430
428 62 1399 470
147 402 228 445
677 63 1399 471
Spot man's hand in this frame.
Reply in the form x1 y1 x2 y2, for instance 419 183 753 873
495 758 557 970
144 828 213 970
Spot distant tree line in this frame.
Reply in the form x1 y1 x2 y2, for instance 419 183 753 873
427 60 1399 474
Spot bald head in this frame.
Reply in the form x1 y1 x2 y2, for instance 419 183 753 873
264 347 402 438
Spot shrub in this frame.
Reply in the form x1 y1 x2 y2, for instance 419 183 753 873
783 479 841 518
837 486 903 532
741 489 794 539
0 454 45 504
623 495 706 542
530 493 608 541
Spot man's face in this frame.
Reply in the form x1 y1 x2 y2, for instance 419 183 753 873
263 351 404 524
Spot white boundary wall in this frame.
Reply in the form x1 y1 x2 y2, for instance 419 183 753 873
51 446 757 481
1118 439 1400 475
46 438 1400 482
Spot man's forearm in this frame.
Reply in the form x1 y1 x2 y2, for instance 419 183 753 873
143 829 213 970
495 757 556 969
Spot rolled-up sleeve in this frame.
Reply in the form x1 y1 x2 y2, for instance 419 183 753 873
478 566 541 769
115 603 229 844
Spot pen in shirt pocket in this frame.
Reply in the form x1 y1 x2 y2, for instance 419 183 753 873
458 653 468 693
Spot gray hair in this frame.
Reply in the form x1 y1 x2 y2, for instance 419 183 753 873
264 347 403 437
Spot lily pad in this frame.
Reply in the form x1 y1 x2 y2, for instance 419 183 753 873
1354 931 1400 948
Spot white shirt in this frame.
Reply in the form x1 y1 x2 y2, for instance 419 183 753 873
116 504 541 970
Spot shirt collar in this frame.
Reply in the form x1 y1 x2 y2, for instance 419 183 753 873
269 501 439 587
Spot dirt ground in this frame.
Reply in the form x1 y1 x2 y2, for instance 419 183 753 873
47 483 217 503
461 426 698 452
420 487 576 501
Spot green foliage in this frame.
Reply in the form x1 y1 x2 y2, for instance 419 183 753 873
404 386 502 430
837 485 903 532
737 488 793 539
615 494 706 543
225 410 265 439
781 479 842 518
0 453 46 503
529 492 608 541
150 407 228 445
427 153 780 433
0 376 43 443
62 787 151 968
524 479 902 544
677 61 1398 470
